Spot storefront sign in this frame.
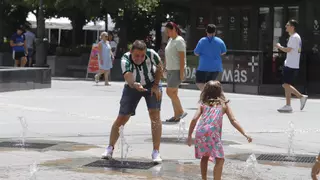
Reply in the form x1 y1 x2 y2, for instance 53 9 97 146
184 53 260 85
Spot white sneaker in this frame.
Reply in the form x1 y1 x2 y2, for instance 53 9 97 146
300 95 308 110
101 146 113 160
94 74 99 83
152 150 162 163
277 105 293 113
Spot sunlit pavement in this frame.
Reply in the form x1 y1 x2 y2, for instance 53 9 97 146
0 79 318 179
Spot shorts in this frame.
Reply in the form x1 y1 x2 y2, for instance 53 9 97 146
196 71 220 83
119 83 162 116
14 51 25 60
27 48 34 58
282 66 298 85
167 70 181 88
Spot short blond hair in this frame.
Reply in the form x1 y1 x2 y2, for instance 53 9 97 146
100 32 108 39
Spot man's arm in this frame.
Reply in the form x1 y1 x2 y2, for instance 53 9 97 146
10 35 17 47
120 55 135 87
194 39 202 56
23 35 27 54
277 45 293 53
150 49 163 86
220 40 227 55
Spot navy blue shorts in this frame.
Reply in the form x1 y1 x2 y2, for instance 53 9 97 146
196 71 220 83
282 66 298 85
119 84 162 116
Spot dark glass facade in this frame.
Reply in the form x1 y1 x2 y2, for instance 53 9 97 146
186 0 320 94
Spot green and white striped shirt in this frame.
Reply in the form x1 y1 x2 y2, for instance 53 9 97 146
121 49 161 86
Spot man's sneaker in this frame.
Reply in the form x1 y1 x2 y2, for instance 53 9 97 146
101 146 113 160
300 95 308 110
277 105 293 113
94 74 99 83
152 150 162 163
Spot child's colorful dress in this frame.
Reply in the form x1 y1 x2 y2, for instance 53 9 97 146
195 103 224 160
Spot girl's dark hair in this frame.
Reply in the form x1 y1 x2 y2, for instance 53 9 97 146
165 22 182 36
200 80 229 107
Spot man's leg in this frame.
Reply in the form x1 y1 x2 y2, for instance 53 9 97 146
196 71 206 91
148 109 162 151
21 56 27 67
145 89 162 162
102 85 141 159
108 115 131 147
283 83 302 106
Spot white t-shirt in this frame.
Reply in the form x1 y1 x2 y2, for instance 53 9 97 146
285 33 302 69
165 36 187 70
109 41 117 55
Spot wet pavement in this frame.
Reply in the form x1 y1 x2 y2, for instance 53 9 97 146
0 79 319 179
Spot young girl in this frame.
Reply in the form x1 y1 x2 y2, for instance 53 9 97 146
187 80 252 180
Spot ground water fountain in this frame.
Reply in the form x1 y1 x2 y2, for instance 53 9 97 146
18 116 28 148
245 154 259 180
178 119 187 141
28 162 38 180
285 121 296 166
119 125 130 165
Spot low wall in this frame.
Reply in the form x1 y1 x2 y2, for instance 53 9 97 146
0 67 51 92
47 54 89 77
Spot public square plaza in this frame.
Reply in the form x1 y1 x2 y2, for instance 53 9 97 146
0 79 319 180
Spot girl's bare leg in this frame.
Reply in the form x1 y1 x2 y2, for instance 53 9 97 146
201 156 209 180
214 158 224 180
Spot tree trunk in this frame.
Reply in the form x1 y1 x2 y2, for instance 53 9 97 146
0 0 4 46
155 19 162 52
116 10 130 58
71 11 86 46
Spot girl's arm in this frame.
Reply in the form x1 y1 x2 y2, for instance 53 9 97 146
188 104 202 138
225 104 252 142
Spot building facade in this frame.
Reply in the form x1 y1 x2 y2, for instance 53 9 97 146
185 0 320 94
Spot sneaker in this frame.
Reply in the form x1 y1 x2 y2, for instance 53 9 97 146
101 146 113 160
152 150 162 163
300 95 308 110
94 74 99 83
277 105 293 113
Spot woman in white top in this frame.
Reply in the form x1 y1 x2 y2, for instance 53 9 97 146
164 22 188 123
107 31 118 57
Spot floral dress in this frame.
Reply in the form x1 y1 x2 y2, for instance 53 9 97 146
195 103 224 160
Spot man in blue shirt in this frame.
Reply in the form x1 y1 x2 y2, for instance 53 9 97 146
10 26 27 67
194 24 227 90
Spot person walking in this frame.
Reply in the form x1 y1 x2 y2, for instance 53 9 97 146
187 81 252 180
95 32 114 86
164 22 188 123
24 25 36 67
101 40 163 163
194 24 227 91
10 26 27 67
275 19 308 112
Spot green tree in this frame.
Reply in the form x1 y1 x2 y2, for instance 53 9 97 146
0 0 30 52
113 0 160 56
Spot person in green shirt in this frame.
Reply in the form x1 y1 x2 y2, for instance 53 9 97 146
101 40 164 163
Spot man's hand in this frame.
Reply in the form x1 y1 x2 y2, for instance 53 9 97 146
275 43 282 49
151 85 161 101
133 82 147 92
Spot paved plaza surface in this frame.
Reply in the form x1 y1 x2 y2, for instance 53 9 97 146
0 79 319 180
